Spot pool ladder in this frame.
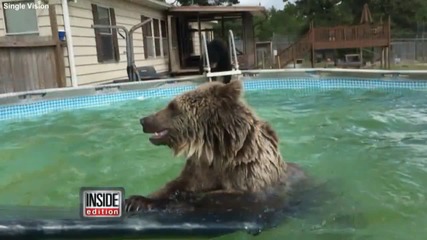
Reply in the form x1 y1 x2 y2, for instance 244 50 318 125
201 30 242 82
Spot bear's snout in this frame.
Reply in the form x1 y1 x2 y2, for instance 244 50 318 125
139 117 146 127
139 116 150 132
140 115 159 134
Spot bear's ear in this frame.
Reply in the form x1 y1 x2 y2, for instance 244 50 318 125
219 80 243 100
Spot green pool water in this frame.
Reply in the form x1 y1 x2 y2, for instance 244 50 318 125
1 87 427 240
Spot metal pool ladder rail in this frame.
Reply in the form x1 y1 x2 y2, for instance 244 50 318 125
201 30 242 82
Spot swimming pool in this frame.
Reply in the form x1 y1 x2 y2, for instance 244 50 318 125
1 75 427 239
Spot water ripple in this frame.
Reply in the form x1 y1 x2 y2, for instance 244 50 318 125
0 88 427 239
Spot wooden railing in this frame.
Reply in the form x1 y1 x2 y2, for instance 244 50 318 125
276 21 391 68
313 22 389 49
277 31 312 68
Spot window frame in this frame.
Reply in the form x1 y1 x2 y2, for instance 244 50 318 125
2 0 39 36
160 20 168 57
141 15 167 59
91 4 120 63
153 18 162 57
141 15 154 59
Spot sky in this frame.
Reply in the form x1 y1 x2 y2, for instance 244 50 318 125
165 0 290 10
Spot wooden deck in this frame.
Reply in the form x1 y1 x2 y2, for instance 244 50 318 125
277 19 391 68
313 23 390 49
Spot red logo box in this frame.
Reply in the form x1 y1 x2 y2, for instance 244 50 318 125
80 187 125 218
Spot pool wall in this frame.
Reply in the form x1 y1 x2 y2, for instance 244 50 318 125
1 69 427 121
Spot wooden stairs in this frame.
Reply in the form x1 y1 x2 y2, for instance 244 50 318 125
277 31 312 68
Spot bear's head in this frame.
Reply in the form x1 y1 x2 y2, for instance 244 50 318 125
139 80 272 163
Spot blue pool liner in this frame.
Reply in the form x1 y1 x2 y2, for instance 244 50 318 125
2 78 427 121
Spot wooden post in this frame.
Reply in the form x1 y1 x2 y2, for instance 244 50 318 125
167 15 176 73
387 15 392 69
261 51 265 69
387 15 391 47
385 47 388 69
242 13 255 69
384 47 387 69
387 47 391 69
310 21 315 68
198 14 202 57
292 47 296 68
270 41 274 68
49 4 66 88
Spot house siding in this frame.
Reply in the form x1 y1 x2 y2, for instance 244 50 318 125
0 0 169 87
0 5 3 36
61 0 169 86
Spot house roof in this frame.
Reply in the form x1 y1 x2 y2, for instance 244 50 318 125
127 0 170 10
168 5 267 18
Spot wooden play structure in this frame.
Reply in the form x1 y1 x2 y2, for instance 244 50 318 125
166 6 266 76
277 4 392 69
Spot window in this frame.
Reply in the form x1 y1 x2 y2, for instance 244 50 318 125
2 1 38 35
205 30 214 42
141 16 153 58
153 19 161 57
141 16 167 59
161 20 168 56
91 4 120 63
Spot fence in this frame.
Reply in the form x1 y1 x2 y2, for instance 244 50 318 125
268 34 427 66
271 33 293 53
0 42 63 94
0 4 66 94
391 38 427 63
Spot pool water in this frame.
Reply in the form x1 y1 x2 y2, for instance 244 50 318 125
1 87 427 240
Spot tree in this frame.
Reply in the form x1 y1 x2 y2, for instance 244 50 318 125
293 0 353 27
254 4 306 41
291 0 426 37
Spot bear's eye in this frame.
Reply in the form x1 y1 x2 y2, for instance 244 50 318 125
168 101 178 112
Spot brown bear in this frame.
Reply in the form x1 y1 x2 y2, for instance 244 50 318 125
125 80 310 220
199 38 233 84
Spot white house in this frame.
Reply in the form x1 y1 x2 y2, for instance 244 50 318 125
0 0 170 87
0 1 263 94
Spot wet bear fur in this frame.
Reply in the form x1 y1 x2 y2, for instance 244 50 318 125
125 80 315 226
